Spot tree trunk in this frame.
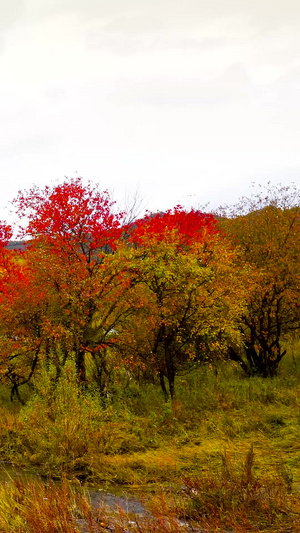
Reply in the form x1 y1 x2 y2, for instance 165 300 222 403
167 371 175 400
165 346 176 400
159 371 169 401
75 349 86 385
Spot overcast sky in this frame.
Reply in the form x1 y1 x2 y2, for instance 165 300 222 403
0 0 300 223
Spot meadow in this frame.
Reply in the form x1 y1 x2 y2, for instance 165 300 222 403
0 344 299 532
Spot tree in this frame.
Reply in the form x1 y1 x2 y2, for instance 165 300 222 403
115 208 247 399
0 223 40 401
219 183 300 377
0 178 134 395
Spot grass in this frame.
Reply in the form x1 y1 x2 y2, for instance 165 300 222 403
0 468 299 532
0 349 300 530
0 477 82 532
2 362 300 487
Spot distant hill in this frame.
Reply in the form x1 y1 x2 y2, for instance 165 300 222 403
6 241 28 251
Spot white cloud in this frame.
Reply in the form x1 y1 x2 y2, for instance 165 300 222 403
0 0 299 225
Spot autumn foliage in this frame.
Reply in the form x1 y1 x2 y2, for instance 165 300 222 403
220 183 300 377
0 179 130 396
116 207 247 398
131 206 217 246
0 178 298 400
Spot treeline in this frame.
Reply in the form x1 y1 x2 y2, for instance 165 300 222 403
0 179 299 402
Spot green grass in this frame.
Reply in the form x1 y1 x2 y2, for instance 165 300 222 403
0 349 300 530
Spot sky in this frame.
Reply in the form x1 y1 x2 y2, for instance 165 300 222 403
0 0 300 224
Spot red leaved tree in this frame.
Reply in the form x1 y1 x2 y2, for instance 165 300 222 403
116 208 247 399
1 178 133 393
